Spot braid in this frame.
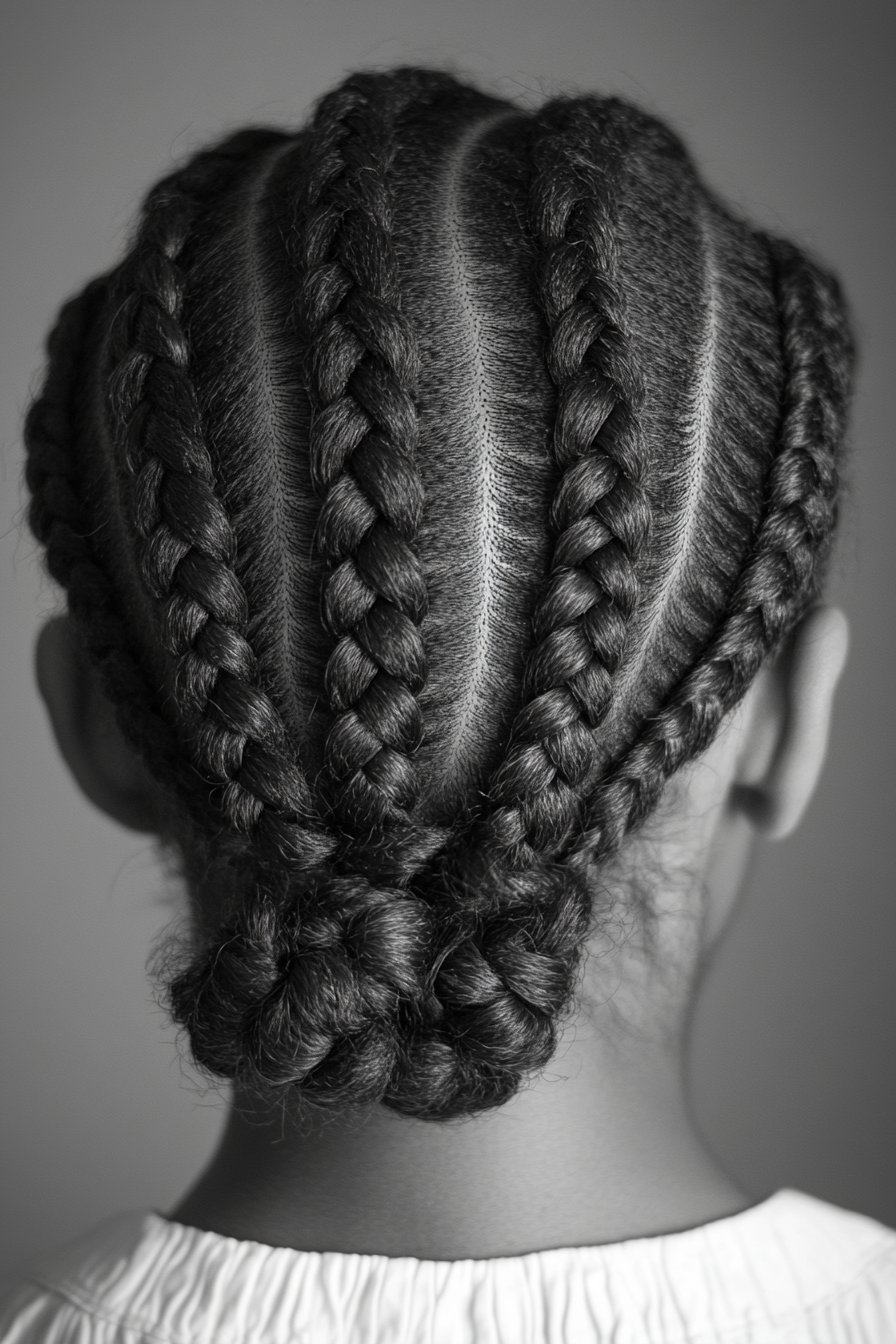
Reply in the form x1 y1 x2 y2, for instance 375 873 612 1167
106 129 335 869
485 97 651 865
24 279 214 822
575 236 852 868
293 73 434 839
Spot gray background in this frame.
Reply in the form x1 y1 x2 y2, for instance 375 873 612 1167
1 0 893 1275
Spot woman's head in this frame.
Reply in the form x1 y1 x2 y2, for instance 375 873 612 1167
26 67 853 1120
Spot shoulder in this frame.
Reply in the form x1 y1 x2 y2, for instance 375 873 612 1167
0 1212 167 1344
659 1189 896 1342
762 1187 896 1284
537 1190 896 1343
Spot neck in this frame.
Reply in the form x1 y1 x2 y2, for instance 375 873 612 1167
170 1004 748 1259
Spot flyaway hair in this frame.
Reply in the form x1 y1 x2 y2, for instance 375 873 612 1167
25 68 853 1119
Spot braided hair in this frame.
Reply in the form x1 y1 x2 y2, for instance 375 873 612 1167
24 68 853 1120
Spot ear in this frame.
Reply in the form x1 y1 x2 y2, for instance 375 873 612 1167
35 614 160 832
734 605 850 840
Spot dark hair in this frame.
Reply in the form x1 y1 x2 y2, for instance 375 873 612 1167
24 67 853 1119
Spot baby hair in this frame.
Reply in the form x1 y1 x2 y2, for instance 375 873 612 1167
24 67 853 1120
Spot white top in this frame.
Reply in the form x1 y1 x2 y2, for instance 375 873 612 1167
0 1190 894 1343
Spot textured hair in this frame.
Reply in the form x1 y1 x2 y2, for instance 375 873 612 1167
25 68 853 1119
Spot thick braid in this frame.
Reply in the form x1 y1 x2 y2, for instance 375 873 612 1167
25 279 217 822
574 237 852 868
294 73 440 839
107 130 335 870
384 843 594 1118
486 97 650 866
169 865 437 1107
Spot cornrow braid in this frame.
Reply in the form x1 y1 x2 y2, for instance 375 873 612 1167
25 279 214 824
105 127 338 870
293 73 436 842
574 236 852 869
486 97 651 866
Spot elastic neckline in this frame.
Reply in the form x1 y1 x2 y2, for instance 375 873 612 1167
22 1190 896 1344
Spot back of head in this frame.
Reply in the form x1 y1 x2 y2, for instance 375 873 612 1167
25 67 853 1120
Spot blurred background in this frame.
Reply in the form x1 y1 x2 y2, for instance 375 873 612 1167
1 0 893 1275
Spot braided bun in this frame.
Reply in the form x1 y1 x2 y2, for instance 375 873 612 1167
25 68 853 1119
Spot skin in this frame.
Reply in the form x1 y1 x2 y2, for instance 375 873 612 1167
36 605 849 1259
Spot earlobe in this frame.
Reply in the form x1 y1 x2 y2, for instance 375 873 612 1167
35 615 160 833
735 606 850 841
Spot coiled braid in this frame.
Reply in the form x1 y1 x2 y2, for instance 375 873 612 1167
24 68 854 1121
